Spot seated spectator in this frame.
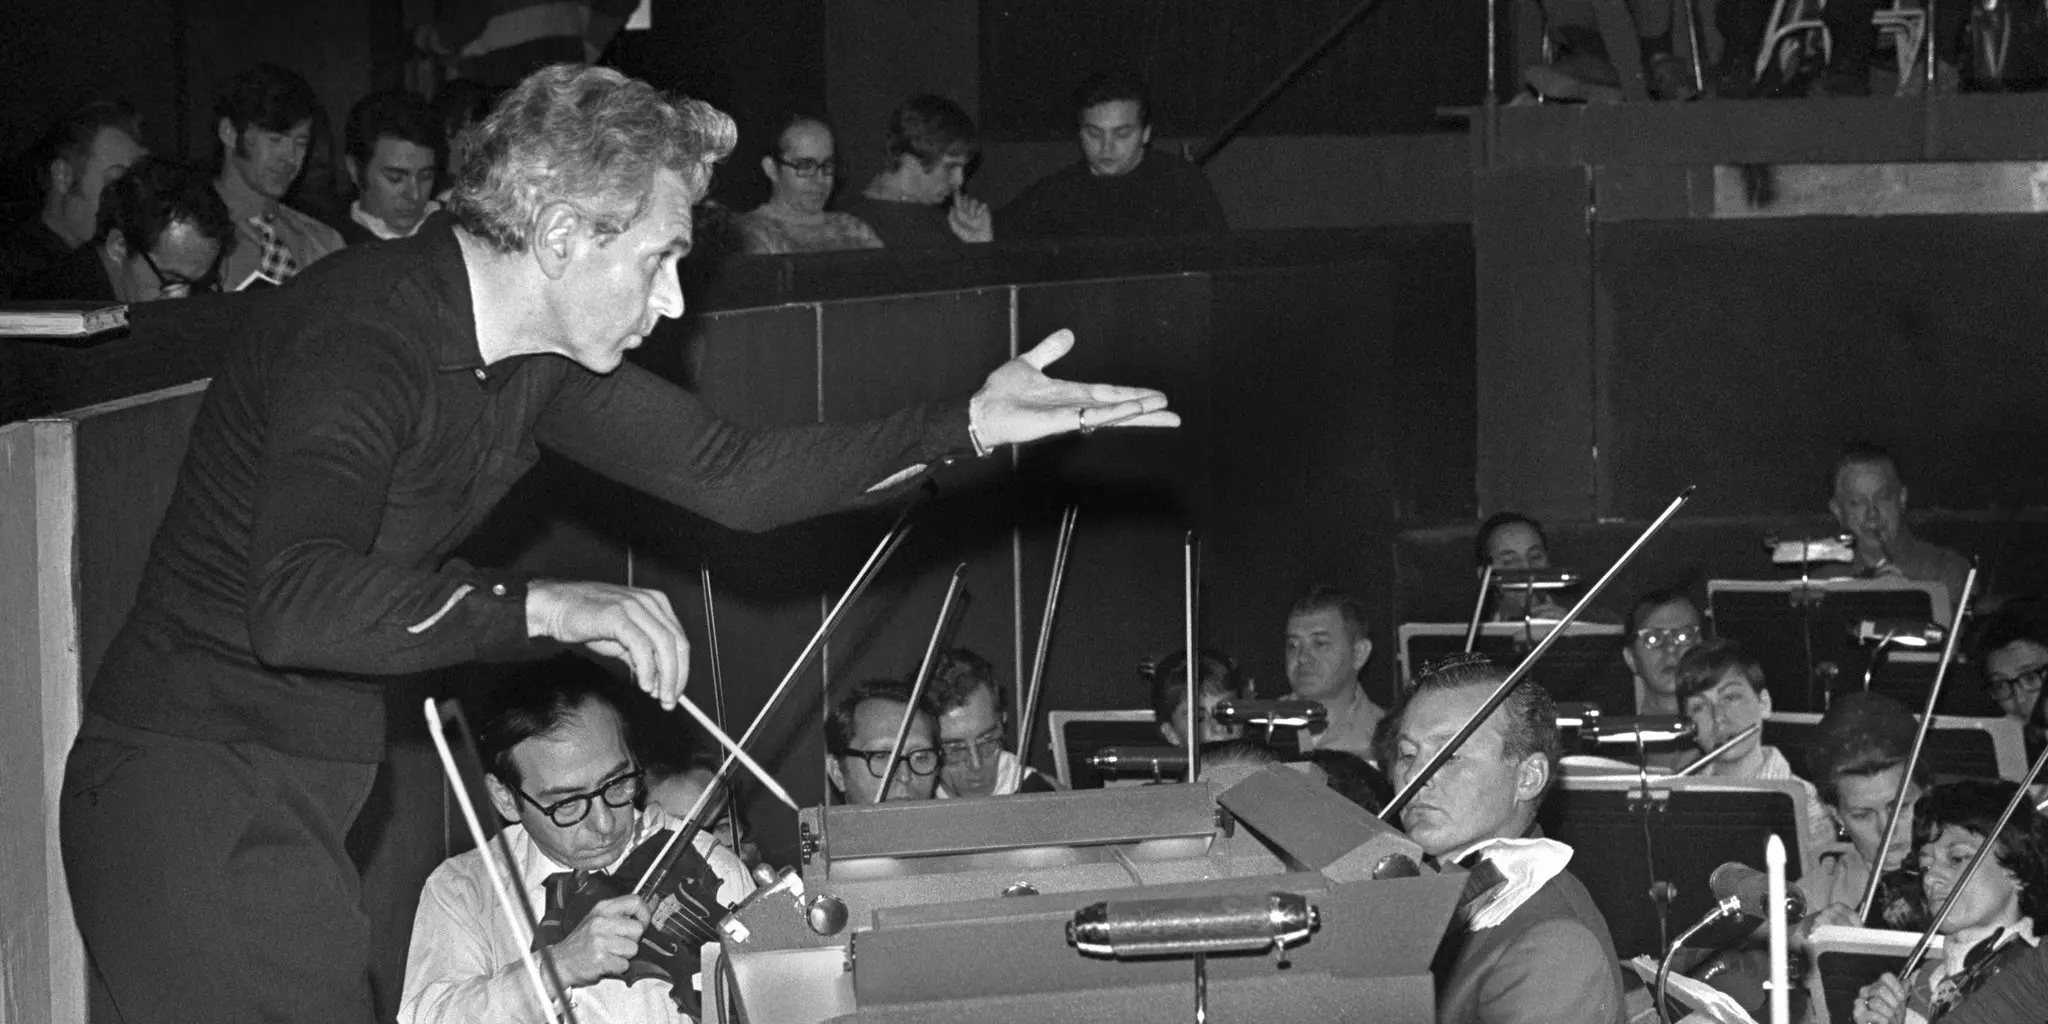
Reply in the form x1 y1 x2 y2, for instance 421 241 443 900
337 89 445 244
924 647 1058 797
1388 658 1627 1023
400 661 753 1023
1817 443 1971 623
824 678 941 805
835 95 991 249
1 101 146 299
1852 780 2047 1024
1145 647 1254 748
432 78 500 201
1284 585 1388 759
212 63 345 289
14 156 231 304
999 72 1226 240
734 115 881 255
1619 588 1703 770
1974 600 2048 758
1799 692 1931 937
1678 639 1837 861
643 748 765 872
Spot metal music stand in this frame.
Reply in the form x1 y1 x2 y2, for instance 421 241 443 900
1399 621 1631 708
1707 579 1946 713
1763 711 2026 783
1535 776 1814 960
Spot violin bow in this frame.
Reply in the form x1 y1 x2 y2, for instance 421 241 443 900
1857 563 1979 920
1899 740 2048 978
700 567 743 855
1463 563 1495 653
878 563 969 799
1184 531 1200 784
1014 505 1078 763
636 490 927 893
423 697 583 1024
1380 486 1695 823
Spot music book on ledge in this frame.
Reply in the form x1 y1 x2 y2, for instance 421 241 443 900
0 301 128 339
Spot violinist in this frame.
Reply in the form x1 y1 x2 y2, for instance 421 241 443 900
1798 693 1932 936
1147 647 1252 748
1850 781 2048 1024
925 648 1059 798
1388 658 1627 1024
400 665 754 1024
644 749 764 873
825 679 942 805
1677 639 1838 862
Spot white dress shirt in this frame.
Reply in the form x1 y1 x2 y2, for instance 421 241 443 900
400 810 754 1024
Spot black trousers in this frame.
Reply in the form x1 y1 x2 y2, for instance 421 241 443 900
61 713 379 1024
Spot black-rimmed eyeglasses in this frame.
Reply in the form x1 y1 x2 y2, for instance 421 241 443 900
138 247 221 299
514 768 645 828
841 748 940 778
1988 667 2046 703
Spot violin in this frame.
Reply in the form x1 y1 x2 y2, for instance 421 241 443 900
534 826 731 1016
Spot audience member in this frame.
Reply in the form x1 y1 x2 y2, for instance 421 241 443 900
643 748 765 872
1 101 147 298
824 678 941 805
1975 600 2048 757
924 647 1058 797
213 63 344 290
14 156 231 304
1818 444 1971 622
337 89 445 244
1677 639 1836 860
1147 647 1254 748
1851 780 2047 1024
1000 72 1226 240
1800 693 1932 934
1388 658 1627 1023
734 115 881 255
1284 586 1388 759
1619 588 1703 770
836 95 991 249
400 662 753 1023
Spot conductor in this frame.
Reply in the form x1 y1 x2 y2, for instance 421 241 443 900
59 64 1177 1024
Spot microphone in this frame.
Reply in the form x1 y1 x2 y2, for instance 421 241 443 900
1710 861 1808 921
1211 699 1327 729
1852 618 1944 648
1582 716 1695 746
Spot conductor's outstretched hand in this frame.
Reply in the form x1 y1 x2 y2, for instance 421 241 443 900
970 329 1180 447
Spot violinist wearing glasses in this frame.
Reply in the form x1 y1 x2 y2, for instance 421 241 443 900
401 665 755 1024
825 678 943 805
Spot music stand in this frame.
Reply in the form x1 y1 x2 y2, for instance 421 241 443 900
1399 621 1631 709
1049 710 1164 790
1812 925 1943 1024
1764 712 2026 783
1535 776 1813 960
1707 579 1945 713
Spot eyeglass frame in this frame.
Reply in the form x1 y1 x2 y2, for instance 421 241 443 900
839 747 941 778
1633 626 1703 650
512 767 646 828
136 244 221 298
1987 666 2047 703
773 155 838 179
939 725 1007 765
